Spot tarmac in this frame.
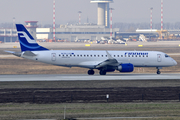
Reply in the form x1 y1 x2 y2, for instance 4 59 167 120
0 73 180 82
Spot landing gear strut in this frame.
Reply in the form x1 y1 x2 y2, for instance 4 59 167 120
88 69 95 75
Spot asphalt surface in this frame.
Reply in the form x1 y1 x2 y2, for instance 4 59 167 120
0 73 180 81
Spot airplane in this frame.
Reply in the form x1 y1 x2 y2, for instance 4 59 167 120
5 24 177 75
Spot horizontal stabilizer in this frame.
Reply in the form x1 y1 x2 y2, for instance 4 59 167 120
4 50 21 57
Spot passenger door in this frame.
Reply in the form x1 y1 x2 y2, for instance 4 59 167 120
51 53 56 61
157 54 161 62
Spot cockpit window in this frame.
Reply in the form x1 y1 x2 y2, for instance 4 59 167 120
165 54 170 57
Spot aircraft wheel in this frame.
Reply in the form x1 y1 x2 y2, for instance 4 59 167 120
88 70 95 75
99 70 106 75
157 70 161 74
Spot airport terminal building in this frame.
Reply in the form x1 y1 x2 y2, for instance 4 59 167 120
0 24 119 43
37 24 119 41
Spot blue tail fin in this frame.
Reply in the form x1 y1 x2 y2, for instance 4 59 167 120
16 24 49 52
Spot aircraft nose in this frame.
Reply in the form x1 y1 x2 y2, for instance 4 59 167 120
173 60 177 66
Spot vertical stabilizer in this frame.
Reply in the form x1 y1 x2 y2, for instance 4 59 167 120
16 24 49 52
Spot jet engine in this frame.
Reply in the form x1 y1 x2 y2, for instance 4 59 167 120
117 63 134 72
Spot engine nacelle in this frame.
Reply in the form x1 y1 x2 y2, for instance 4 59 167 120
117 63 134 72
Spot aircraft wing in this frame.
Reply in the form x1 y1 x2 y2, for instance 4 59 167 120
95 58 118 68
79 51 119 69
95 51 119 68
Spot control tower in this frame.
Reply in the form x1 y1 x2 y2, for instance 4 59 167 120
25 21 38 39
90 0 113 28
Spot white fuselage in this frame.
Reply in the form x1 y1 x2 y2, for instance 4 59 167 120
21 50 177 69
13 24 177 75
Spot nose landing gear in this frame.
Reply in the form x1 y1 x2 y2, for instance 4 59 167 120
157 69 161 74
156 67 162 74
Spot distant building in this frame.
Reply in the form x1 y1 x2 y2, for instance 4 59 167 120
0 29 17 42
36 24 119 41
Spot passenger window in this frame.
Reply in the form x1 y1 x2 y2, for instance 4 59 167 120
102 55 103 57
121 55 123 57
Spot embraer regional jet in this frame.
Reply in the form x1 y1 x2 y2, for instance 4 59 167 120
6 24 177 75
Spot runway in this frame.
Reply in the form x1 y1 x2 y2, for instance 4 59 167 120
0 73 180 82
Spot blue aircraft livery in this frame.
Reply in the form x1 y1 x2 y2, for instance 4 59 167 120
125 52 148 56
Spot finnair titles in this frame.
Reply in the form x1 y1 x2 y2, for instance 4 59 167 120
5 24 177 75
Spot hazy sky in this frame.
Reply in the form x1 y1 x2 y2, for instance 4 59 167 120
1 0 180 25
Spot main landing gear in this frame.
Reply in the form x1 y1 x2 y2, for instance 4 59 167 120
156 67 162 74
99 70 106 75
88 69 95 75
87 69 107 75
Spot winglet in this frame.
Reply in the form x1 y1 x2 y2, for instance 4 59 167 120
106 50 114 59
